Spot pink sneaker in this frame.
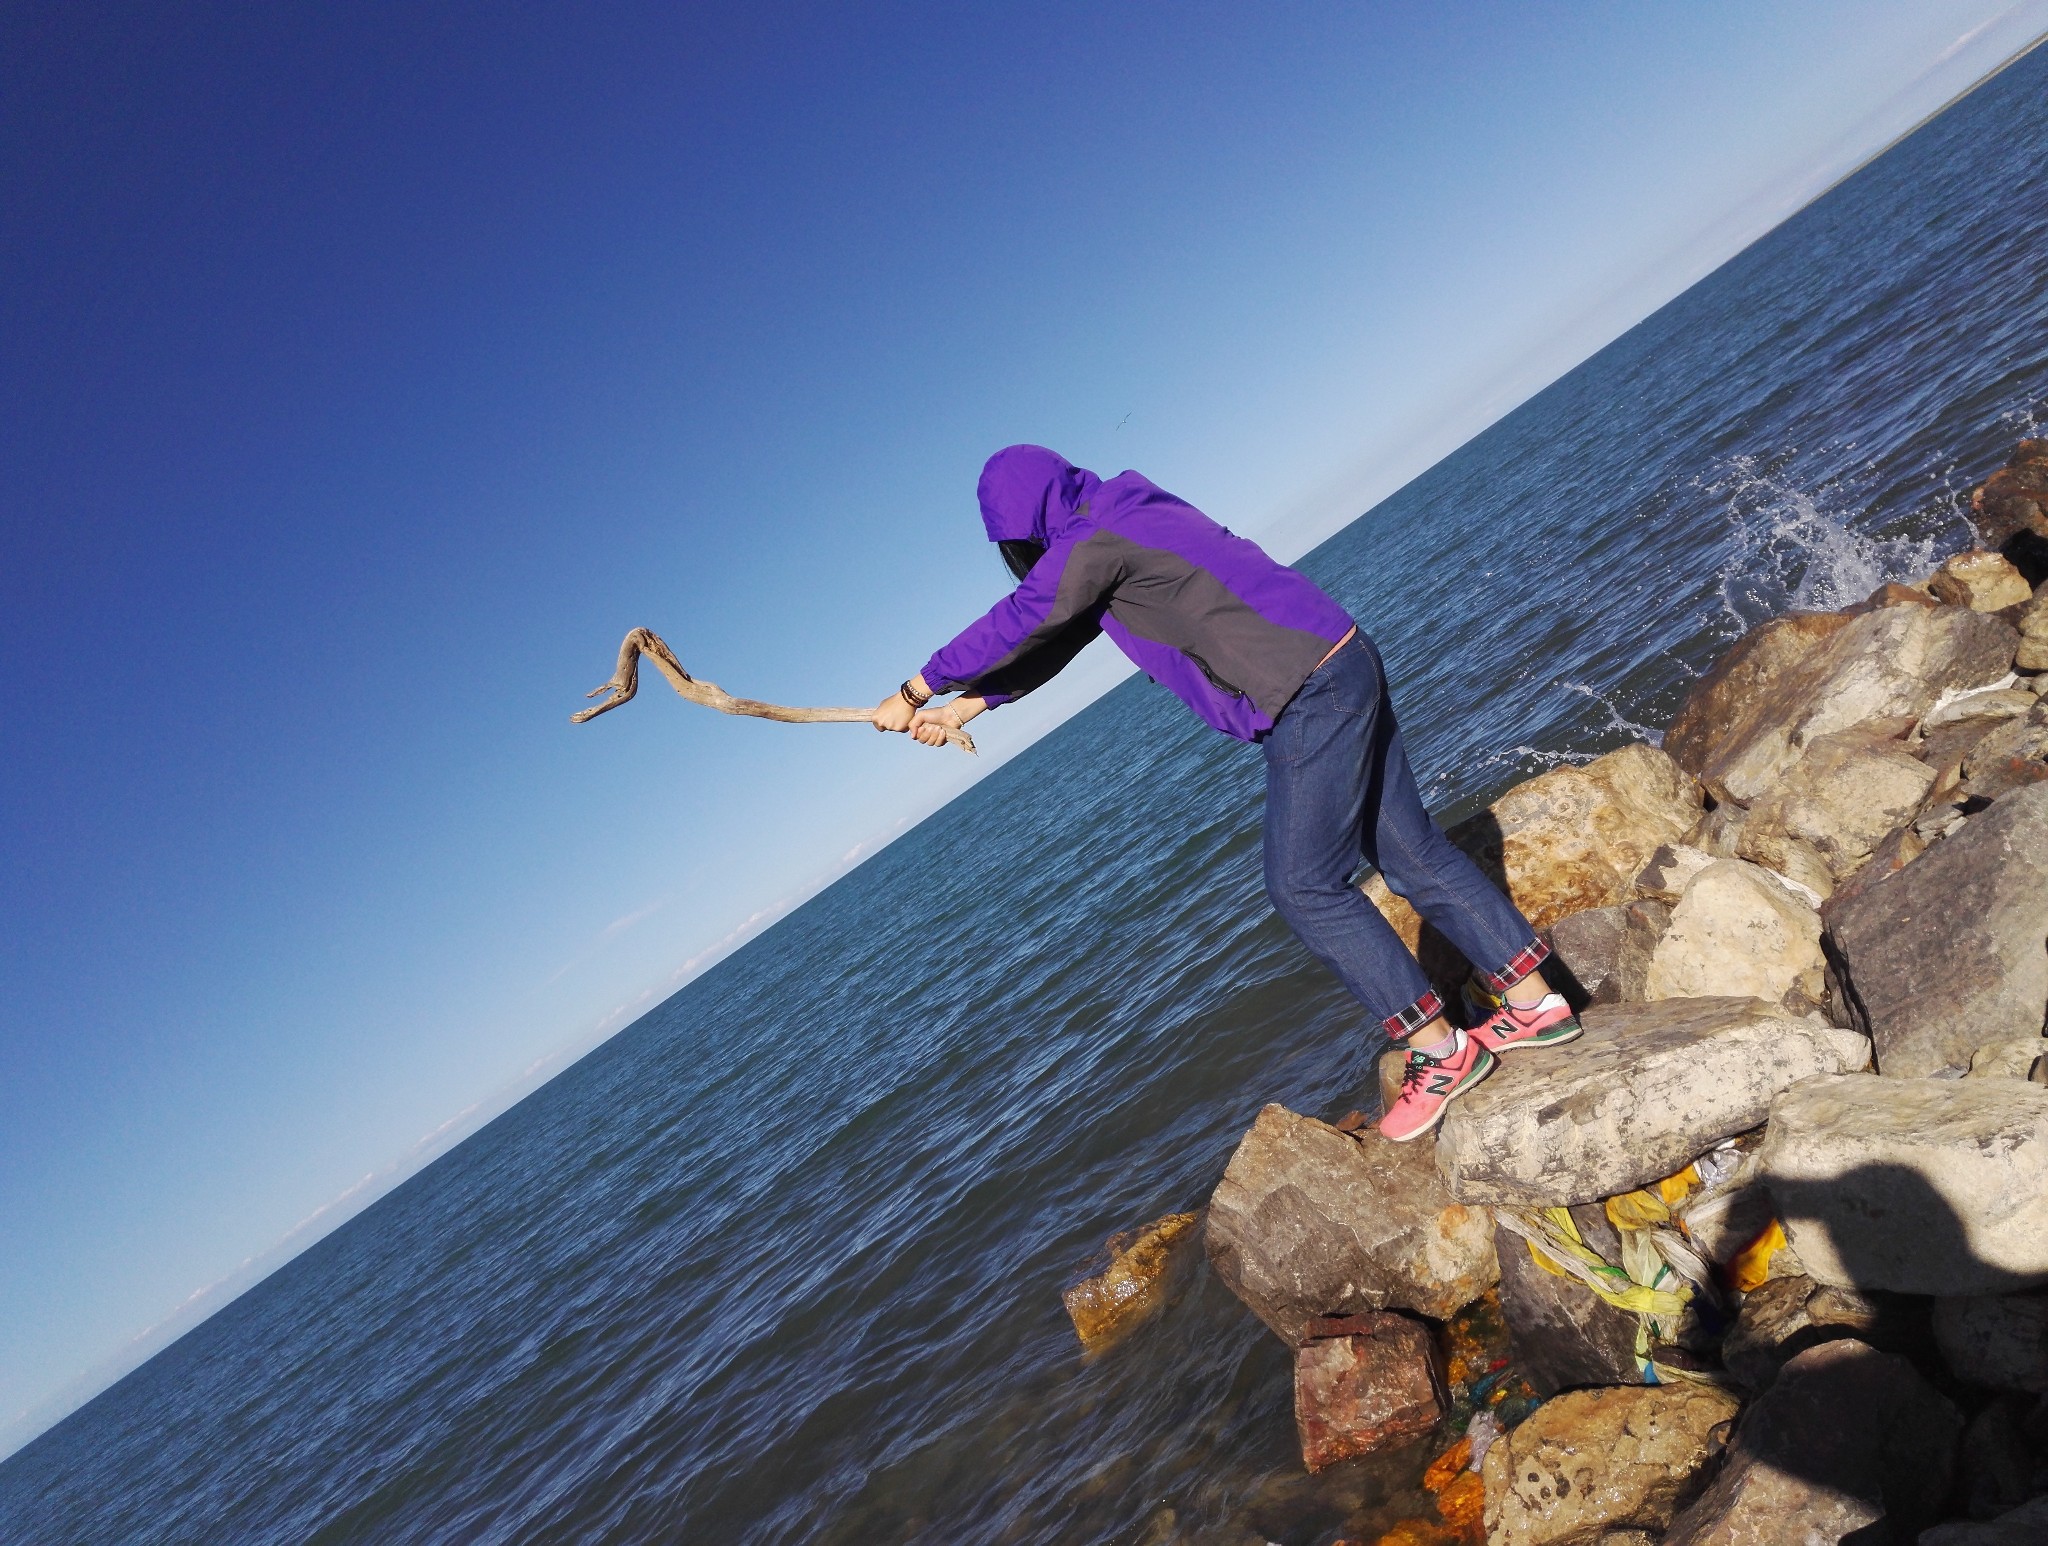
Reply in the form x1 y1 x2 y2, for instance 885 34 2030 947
1465 991 1583 1054
1380 1032 1497 1142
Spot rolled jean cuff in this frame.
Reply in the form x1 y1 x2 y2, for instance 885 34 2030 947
1382 990 1445 1042
1476 939 1550 994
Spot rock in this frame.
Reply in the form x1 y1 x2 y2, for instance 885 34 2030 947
1591 899 1669 1005
1970 442 2048 549
1921 687 2036 733
1492 1205 1646 1395
1363 746 1702 988
1667 604 2017 806
1293 1311 1442 1471
1689 801 1747 858
1436 997 1868 1207
1634 844 1716 904
2020 637 2048 672
1547 904 1630 1001
1206 1104 1499 1343
1729 827 1834 904
1739 728 1937 881
1479 1384 1741 1546
1854 580 1937 612
1061 1210 1203 1350
1969 1039 2048 1082
1716 1274 1930 1393
1950 1398 2048 1524
1958 702 2048 802
1919 714 2008 781
1933 1293 2048 1392
1661 1339 1959 1546
1922 1494 2048 1545
1819 821 1928 921
1761 1074 2048 1295
1824 782 2048 1078
1931 551 2035 612
1642 860 1826 1007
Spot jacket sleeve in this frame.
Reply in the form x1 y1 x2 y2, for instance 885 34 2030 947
919 532 1122 707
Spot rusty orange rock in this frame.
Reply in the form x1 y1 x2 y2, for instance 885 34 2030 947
1060 1209 1200 1351
1294 1311 1443 1472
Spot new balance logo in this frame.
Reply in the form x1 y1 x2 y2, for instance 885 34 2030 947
1427 1074 1454 1095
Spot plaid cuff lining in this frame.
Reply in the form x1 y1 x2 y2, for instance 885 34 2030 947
1382 990 1445 1042
1476 939 1551 994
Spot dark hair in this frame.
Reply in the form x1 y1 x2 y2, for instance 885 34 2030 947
999 539 1046 582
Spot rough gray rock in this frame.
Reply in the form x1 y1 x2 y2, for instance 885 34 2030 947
1205 1104 1498 1343
1436 997 1869 1207
1921 686 2036 733
1667 603 2017 806
1480 1383 1741 1546
1492 1204 1646 1395
1959 702 2048 802
1738 727 1937 880
1824 781 2048 1078
1547 903 1629 1002
1934 1293 2048 1393
1591 898 1670 1005
1762 1075 2048 1295
1921 1494 2048 1545
1642 859 1826 1007
1661 1339 1960 1546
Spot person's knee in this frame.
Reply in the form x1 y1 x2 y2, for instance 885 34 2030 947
1264 865 1349 931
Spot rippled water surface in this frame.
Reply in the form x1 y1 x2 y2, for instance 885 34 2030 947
7 43 2048 1546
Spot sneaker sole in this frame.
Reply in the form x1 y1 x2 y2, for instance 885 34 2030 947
1478 1020 1584 1055
1380 1049 1498 1143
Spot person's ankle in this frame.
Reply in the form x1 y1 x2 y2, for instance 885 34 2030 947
1407 1023 1461 1059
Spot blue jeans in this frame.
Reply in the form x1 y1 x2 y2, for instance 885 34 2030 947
1262 631 1545 1038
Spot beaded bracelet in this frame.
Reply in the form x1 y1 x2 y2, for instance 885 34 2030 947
899 681 931 710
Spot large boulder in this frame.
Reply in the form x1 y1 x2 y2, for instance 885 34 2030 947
1933 1293 2048 1393
1761 1075 2048 1296
1641 859 1826 1008
1293 1311 1442 1472
1824 782 2048 1078
1435 997 1869 1207
1480 1383 1741 1546
1737 727 1936 880
1492 1206 1645 1395
1363 743 1701 986
1666 603 2017 806
1661 1339 1960 1546
1205 1104 1498 1343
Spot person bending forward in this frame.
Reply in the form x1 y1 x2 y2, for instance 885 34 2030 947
872 445 1580 1139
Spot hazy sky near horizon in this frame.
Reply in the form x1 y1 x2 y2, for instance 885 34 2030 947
6 0 2045 1452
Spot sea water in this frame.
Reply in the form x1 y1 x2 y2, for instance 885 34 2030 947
5 41 2048 1546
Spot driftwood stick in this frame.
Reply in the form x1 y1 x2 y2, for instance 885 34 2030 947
572 627 976 754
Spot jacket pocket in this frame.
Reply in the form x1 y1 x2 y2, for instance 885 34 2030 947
1182 649 1245 699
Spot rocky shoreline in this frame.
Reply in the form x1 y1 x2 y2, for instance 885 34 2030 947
1067 439 2048 1544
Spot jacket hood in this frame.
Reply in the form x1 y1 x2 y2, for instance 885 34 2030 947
976 445 1101 544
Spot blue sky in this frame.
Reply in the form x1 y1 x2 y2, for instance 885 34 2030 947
5 0 2044 1454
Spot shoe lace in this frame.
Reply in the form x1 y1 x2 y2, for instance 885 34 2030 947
1398 1050 1438 1093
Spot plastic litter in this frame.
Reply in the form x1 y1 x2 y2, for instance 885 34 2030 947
1465 1409 1502 1471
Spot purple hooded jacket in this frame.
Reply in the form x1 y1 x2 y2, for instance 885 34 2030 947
919 446 1355 742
